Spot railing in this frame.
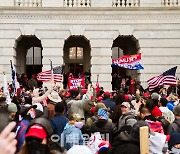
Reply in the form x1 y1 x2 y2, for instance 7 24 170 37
112 0 140 7
14 0 42 7
161 0 179 6
63 0 91 7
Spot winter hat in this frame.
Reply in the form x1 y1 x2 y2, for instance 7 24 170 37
173 105 180 116
151 92 160 100
67 145 93 154
8 103 17 113
97 108 108 120
168 131 180 150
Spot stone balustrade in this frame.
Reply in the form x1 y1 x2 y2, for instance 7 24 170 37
14 0 42 7
0 0 179 7
161 0 179 6
112 0 140 7
63 0 91 7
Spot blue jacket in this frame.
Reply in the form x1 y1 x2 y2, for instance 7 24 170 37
15 119 30 152
51 115 69 137
103 99 115 113
61 123 84 150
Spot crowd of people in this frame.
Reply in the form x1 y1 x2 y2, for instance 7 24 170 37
0 73 180 154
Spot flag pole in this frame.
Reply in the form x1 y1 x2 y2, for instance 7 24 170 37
97 74 99 83
49 59 55 86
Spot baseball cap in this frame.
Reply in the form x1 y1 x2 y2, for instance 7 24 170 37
121 102 130 108
25 124 47 139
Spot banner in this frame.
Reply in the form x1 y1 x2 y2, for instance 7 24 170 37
112 53 144 70
68 77 85 90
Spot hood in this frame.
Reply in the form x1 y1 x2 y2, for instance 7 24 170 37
112 131 138 147
95 119 108 128
123 109 135 117
63 123 77 135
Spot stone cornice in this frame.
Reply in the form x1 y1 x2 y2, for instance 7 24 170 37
0 7 180 21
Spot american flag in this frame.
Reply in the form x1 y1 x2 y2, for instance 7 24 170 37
148 66 177 91
37 66 63 82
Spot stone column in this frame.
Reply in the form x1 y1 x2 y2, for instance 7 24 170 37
41 38 64 88
90 39 112 91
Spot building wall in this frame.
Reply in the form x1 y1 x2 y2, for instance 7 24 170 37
0 7 180 90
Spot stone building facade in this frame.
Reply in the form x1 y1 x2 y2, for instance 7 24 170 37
0 0 180 90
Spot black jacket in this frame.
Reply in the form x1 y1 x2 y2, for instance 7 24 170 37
108 131 140 154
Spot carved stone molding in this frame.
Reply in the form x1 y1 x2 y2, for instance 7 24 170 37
0 13 179 21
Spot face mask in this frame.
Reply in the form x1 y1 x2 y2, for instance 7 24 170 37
74 121 83 129
171 147 180 154
28 140 49 154
29 110 36 119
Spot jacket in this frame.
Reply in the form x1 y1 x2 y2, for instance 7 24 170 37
168 118 180 134
118 110 137 131
51 115 69 137
67 90 92 118
61 123 83 150
15 119 30 152
108 131 140 154
90 119 114 143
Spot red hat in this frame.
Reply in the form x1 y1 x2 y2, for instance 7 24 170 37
25 124 47 139
152 106 162 117
82 89 87 94
96 96 103 102
143 92 150 98
124 94 129 101
104 91 110 95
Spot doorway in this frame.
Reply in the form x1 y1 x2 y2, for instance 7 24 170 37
63 35 91 78
111 35 140 90
68 63 83 77
15 35 43 79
